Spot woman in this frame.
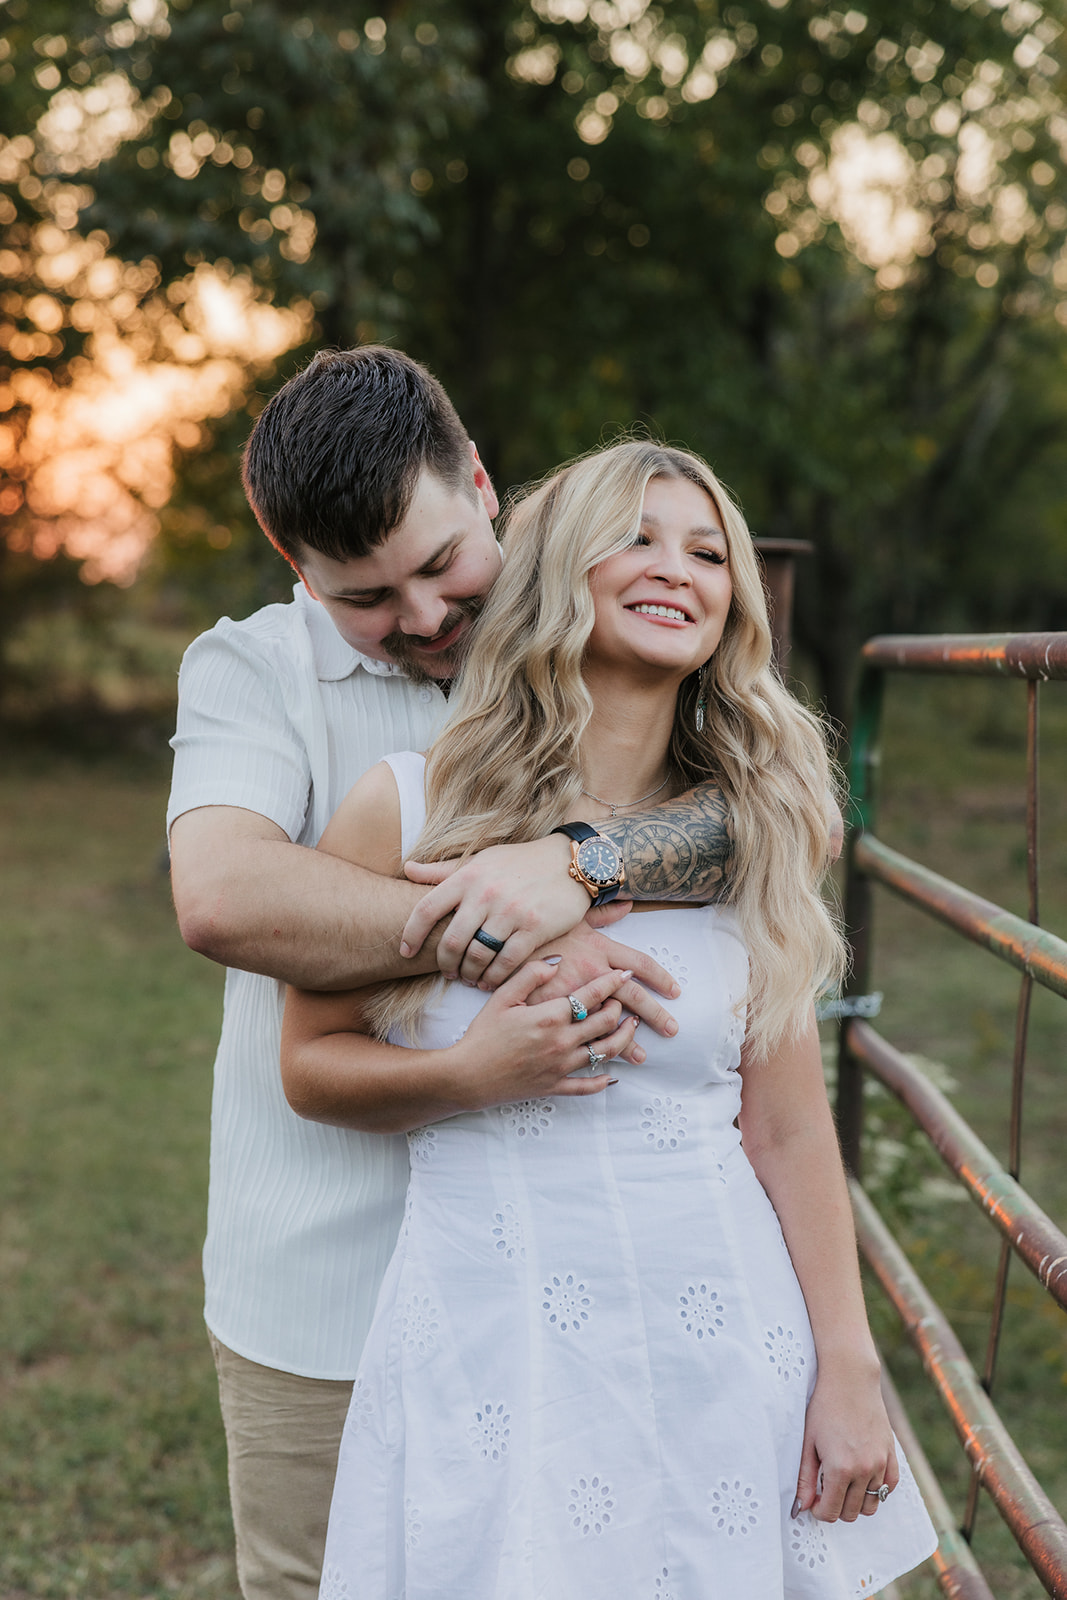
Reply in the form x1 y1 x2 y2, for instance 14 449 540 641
281 441 937 1598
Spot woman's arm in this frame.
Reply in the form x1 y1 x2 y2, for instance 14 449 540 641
280 762 640 1132
738 1008 897 1525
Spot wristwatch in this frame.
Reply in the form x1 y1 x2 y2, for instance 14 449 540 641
551 822 626 907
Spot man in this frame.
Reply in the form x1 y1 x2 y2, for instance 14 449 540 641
168 347 734 1599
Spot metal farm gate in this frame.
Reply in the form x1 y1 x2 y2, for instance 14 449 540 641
835 632 1067 1599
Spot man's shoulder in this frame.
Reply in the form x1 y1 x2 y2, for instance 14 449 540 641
191 588 308 653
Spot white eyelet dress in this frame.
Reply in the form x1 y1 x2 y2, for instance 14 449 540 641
319 753 937 1600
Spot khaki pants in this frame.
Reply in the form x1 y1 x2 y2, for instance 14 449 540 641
210 1333 354 1600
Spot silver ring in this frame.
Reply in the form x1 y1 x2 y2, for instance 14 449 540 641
472 928 506 954
864 1485 890 1502
586 1045 607 1068
568 995 589 1022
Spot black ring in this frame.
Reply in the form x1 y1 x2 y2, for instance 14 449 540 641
472 928 506 954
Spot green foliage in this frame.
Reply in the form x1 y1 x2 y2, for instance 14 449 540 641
3 0 1067 723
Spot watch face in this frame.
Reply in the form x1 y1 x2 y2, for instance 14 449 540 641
576 836 622 886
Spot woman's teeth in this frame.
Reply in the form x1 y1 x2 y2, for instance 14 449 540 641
631 604 687 621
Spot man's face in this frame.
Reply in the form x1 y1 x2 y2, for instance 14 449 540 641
297 455 501 683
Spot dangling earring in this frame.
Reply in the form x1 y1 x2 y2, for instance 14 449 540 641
695 662 711 733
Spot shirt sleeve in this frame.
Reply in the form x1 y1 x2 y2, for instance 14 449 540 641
166 619 312 842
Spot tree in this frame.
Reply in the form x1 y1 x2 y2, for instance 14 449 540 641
5 0 1067 724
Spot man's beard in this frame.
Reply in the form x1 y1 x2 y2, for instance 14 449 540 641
381 594 485 687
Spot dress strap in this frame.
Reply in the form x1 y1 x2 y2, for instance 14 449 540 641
380 751 427 861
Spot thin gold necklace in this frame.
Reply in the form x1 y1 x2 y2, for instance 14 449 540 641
580 776 670 819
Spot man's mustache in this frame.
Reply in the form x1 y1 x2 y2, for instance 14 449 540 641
381 595 485 679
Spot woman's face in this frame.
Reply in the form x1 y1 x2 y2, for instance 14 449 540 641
587 475 733 682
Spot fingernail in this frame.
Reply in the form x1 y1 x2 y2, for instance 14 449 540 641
632 1048 645 1063
544 955 562 965
620 969 633 981
399 942 411 957
790 1498 801 1520
608 1078 619 1086
666 1019 678 1036
671 982 681 997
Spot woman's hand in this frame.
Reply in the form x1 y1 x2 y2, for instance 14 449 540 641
792 1356 898 1524
445 960 639 1110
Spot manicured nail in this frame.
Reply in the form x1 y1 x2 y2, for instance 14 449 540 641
671 981 681 997
608 1078 619 1086
632 1047 645 1063
399 941 411 957
619 969 633 981
666 1019 678 1036
790 1497 801 1520
544 954 562 965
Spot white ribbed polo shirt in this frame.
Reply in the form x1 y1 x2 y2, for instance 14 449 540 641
167 582 448 1378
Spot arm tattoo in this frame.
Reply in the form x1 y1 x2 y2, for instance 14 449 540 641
601 781 733 902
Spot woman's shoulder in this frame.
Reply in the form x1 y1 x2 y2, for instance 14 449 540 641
316 758 407 873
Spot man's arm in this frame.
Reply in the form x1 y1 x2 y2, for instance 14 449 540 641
399 778 735 984
170 798 682 1049
169 805 442 989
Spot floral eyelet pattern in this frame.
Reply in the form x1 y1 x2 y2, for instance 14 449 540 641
344 1374 375 1436
542 1272 593 1332
319 1563 351 1600
568 1474 614 1536
499 1099 555 1138
646 945 689 986
407 1126 438 1164
468 1399 511 1461
490 1202 525 1261
400 1294 440 1357
789 1511 829 1569
708 1477 761 1537
653 1566 674 1598
404 1497 423 1552
641 1095 688 1151
678 1281 727 1340
763 1323 807 1383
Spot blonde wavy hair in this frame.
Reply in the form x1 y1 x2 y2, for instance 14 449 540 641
367 439 845 1060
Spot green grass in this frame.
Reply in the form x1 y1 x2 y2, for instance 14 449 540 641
0 753 235 1598
1 672 1065 1597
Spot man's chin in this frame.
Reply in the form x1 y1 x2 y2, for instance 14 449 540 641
382 606 480 685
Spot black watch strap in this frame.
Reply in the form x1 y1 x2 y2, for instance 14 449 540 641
551 822 599 845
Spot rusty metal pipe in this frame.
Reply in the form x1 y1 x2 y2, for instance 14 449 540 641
861 634 1067 680
846 1021 1067 1311
853 834 1067 1002
879 1365 998 1600
852 1183 1067 1597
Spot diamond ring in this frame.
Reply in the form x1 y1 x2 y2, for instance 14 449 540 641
864 1485 890 1503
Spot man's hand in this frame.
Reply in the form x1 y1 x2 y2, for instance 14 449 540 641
400 834 592 982
527 924 679 1063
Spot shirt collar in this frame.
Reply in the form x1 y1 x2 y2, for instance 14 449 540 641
294 582 409 683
